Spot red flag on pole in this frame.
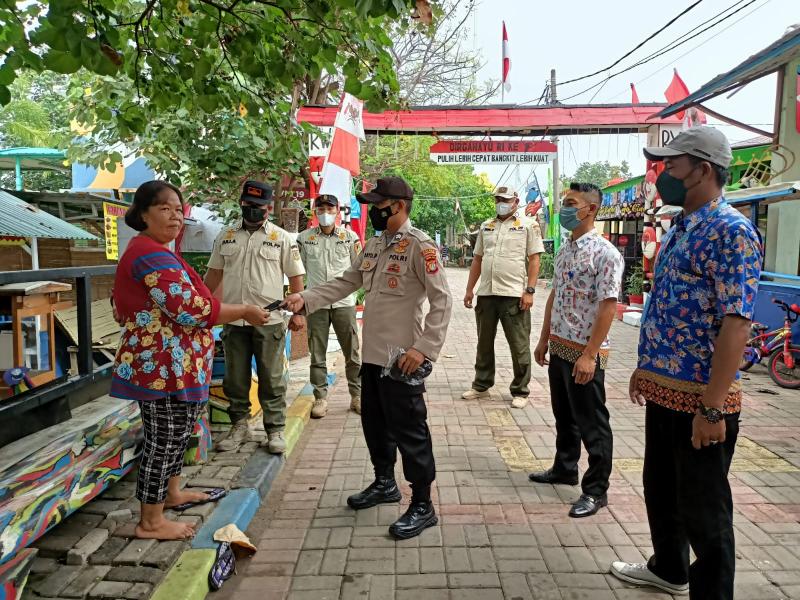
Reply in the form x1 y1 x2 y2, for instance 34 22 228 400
664 69 690 118
502 21 511 93
664 69 706 126
630 83 640 104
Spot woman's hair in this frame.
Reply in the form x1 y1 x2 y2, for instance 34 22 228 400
125 180 184 232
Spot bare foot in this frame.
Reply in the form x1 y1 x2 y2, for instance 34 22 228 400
135 519 196 540
164 489 210 508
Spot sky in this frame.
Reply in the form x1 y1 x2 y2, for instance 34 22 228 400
461 0 800 189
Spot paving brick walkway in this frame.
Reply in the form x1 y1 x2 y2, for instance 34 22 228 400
218 268 800 600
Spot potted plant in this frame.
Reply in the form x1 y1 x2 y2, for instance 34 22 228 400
625 265 645 306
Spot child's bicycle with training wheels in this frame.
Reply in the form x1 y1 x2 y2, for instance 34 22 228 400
740 298 800 389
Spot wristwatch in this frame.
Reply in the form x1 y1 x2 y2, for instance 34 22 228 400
699 404 723 424
524 286 536 294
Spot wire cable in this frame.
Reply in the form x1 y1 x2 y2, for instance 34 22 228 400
558 0 761 102
558 0 706 87
605 0 773 101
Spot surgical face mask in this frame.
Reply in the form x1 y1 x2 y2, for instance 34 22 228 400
317 212 336 227
495 201 515 216
369 202 397 231
559 205 586 231
241 204 267 223
655 165 700 207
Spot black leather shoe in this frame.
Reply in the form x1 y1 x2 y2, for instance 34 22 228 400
346 477 401 510
528 468 579 486
569 494 608 518
388 501 438 540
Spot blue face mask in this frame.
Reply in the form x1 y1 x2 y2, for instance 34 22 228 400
559 205 584 231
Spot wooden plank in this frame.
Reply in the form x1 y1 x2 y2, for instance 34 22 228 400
55 298 120 346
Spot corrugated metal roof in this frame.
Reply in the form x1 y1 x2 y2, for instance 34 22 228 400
656 27 800 119
732 135 773 149
0 190 99 240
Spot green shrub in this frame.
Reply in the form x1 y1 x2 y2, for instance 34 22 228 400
538 252 555 280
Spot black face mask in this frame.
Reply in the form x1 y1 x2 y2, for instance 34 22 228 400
655 165 700 207
369 202 397 231
241 204 267 223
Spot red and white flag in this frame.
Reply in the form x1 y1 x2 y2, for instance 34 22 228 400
664 69 706 127
502 21 511 92
319 93 365 220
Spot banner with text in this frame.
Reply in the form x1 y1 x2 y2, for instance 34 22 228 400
430 140 557 165
103 202 127 260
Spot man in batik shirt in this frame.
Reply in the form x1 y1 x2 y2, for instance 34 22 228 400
528 182 624 519
611 127 762 600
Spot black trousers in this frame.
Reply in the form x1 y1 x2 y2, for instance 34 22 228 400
549 354 613 498
361 363 435 501
644 403 739 600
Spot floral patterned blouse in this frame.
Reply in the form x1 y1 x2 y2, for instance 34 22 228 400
110 235 221 403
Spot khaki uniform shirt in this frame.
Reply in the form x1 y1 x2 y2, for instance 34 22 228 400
474 211 545 297
297 225 362 309
302 219 452 366
207 220 305 326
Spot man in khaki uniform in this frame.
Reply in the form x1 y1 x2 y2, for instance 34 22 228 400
284 176 452 540
463 186 545 409
297 194 363 418
205 180 306 454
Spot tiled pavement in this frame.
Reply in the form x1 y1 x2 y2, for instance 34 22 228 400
217 268 800 600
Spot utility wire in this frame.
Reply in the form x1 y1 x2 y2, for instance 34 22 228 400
559 0 760 102
606 0 773 101
614 0 749 75
558 0 705 87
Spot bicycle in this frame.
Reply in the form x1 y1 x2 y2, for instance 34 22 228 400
740 298 800 389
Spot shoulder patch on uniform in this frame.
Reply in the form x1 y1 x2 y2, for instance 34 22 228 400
422 247 439 275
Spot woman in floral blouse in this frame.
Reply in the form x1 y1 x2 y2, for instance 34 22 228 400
112 180 270 540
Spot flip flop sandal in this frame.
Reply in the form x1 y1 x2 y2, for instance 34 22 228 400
208 542 236 591
171 487 227 511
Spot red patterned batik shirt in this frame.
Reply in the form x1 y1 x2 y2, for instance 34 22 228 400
110 235 220 403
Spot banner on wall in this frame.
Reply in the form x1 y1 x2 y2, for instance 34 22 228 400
429 140 557 165
103 202 127 260
0 236 25 247
597 177 645 221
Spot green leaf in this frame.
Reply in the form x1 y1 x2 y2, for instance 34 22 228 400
344 78 362 96
194 57 212 81
0 65 15 86
197 94 218 112
43 51 81 74
0 86 10 106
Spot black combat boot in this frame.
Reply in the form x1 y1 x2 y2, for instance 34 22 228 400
388 485 436 539
346 476 402 510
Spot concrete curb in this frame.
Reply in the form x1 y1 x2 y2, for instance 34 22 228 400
150 373 335 600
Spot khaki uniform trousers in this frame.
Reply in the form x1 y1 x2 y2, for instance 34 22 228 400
307 307 361 400
472 295 532 397
222 323 287 433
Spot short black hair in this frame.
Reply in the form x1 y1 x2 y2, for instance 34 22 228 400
402 197 413 214
687 155 729 188
125 180 183 232
569 182 602 205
